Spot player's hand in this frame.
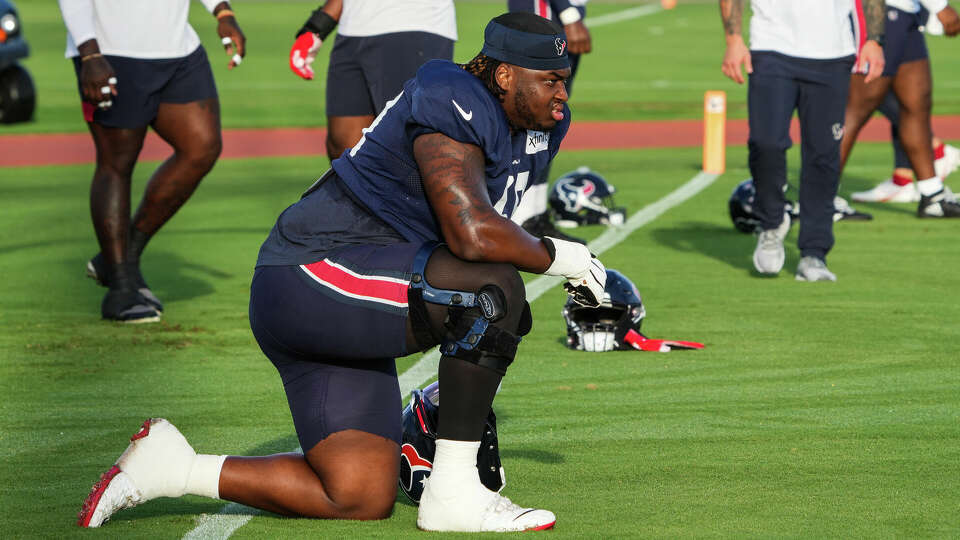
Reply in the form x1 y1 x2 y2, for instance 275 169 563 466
541 236 606 307
289 32 323 80
857 40 885 84
564 21 592 54
721 35 752 84
79 56 117 110
938 6 960 37
217 13 246 69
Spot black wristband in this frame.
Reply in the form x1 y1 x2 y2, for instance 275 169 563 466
541 237 557 263
867 34 885 47
296 9 337 39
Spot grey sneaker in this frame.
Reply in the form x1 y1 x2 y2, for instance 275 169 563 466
795 256 837 282
752 212 789 274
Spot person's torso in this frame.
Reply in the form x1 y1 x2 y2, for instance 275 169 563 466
749 0 857 59
64 0 200 59
332 59 570 244
339 0 457 40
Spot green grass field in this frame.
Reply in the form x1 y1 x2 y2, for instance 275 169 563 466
2 1 960 538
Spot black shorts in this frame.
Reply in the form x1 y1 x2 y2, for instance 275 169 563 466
325 31 453 117
72 46 218 128
249 240 428 451
882 6 928 77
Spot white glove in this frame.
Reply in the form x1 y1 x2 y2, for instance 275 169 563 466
542 237 606 307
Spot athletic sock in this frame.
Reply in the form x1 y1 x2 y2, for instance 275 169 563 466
934 143 946 161
428 439 484 498
892 172 914 186
128 228 152 261
107 262 139 291
917 177 944 197
185 454 227 499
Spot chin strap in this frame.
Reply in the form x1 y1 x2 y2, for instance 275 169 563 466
623 329 704 352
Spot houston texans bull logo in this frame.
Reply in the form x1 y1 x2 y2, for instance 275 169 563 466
399 443 433 502
555 37 567 56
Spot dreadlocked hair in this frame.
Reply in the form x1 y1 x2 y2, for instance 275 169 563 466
461 53 506 103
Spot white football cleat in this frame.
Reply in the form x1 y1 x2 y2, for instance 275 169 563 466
417 479 556 532
935 144 960 179
850 178 920 203
77 418 197 527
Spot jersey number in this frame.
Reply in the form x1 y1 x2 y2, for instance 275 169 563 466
349 91 404 158
493 171 530 216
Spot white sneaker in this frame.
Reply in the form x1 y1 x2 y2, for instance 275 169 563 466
850 178 920 203
795 256 837 282
418 478 556 532
752 212 789 275
77 418 198 527
935 144 960 179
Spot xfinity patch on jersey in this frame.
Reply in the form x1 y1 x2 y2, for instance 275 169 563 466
525 130 549 154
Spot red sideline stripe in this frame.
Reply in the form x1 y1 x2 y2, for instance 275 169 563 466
6 117 960 167
301 259 408 307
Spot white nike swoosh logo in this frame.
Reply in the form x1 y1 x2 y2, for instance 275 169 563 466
451 99 473 121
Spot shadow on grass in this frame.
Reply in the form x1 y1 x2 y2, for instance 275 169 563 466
650 221 771 272
61 250 235 306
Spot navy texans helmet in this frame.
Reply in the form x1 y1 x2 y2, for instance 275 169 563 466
728 178 798 234
562 268 646 352
399 381 505 504
549 167 627 227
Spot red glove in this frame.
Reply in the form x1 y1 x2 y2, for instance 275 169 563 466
624 329 704 352
289 32 323 80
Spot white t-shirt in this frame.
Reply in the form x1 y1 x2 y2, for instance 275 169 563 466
749 0 858 59
59 0 221 59
886 0 947 14
338 0 457 41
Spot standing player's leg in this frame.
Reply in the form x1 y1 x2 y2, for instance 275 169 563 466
746 54 798 275
851 91 920 202
891 58 960 216
131 47 223 278
793 58 855 282
87 122 159 322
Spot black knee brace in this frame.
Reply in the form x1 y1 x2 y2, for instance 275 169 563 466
407 243 526 375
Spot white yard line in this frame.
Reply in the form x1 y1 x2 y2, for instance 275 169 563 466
584 3 663 27
182 170 718 540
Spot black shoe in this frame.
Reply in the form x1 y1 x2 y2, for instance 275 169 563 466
101 288 161 324
520 213 586 244
917 188 960 218
833 196 872 221
86 253 164 312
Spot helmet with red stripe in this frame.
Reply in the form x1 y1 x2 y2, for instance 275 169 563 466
399 381 505 503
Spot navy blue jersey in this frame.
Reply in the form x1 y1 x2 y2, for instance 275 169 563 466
332 59 570 243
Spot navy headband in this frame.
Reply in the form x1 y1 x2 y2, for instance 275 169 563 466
480 19 570 71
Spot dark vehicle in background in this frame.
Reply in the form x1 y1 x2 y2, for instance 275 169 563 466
0 0 35 124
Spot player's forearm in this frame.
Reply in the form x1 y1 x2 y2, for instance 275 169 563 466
414 133 552 272
863 0 886 43
320 0 342 21
719 0 745 40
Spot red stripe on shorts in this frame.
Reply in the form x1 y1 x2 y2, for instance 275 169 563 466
301 259 409 307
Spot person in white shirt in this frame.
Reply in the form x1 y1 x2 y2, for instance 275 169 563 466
720 0 886 282
58 0 246 323
288 0 456 162
840 0 960 216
